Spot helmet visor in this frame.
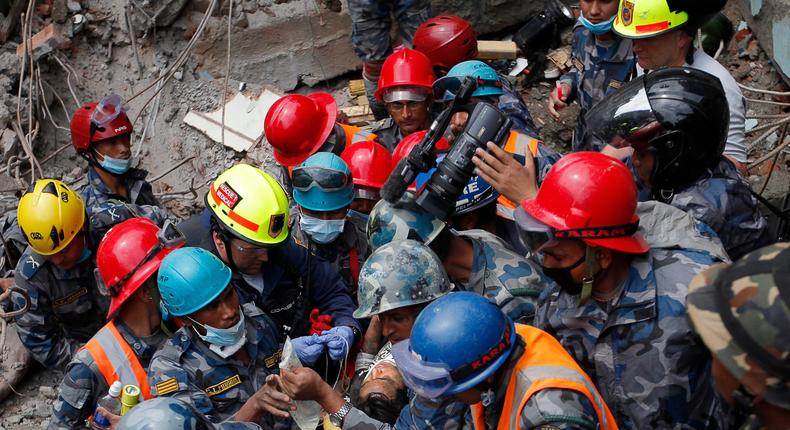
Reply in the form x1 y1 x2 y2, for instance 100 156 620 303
582 82 661 150
92 94 126 126
292 166 351 192
514 206 558 253
391 340 455 398
383 87 429 103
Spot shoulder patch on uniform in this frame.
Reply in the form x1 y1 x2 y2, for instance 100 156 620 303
205 374 241 397
155 377 180 396
18 252 44 280
53 287 88 308
573 58 584 72
608 80 623 89
264 349 282 368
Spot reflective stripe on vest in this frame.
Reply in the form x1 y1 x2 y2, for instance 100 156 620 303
83 320 152 400
496 132 541 220
471 324 617 430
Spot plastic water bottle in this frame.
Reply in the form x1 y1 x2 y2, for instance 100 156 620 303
90 380 122 430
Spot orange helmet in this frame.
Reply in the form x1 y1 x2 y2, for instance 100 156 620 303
264 93 338 166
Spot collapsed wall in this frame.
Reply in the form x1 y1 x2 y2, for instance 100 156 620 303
742 0 790 83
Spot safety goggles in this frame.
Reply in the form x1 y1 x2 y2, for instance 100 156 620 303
292 166 351 192
92 94 126 126
95 220 186 297
433 76 504 102
514 206 639 253
391 323 512 398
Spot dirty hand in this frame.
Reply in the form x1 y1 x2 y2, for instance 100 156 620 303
548 81 571 121
253 374 296 419
361 315 383 354
95 406 121 429
473 142 538 203
291 335 326 366
280 368 328 401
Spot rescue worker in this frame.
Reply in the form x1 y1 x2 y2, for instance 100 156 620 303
291 152 370 300
49 218 184 429
583 67 769 260
13 179 165 369
416 19 540 136
147 247 286 427
547 0 635 151
433 60 560 220
393 292 618 430
340 140 392 218
367 192 552 325
519 152 724 428
346 0 431 120
611 0 748 171
363 48 435 152
70 94 159 211
256 240 469 429
687 242 790 430
117 397 261 430
177 164 361 354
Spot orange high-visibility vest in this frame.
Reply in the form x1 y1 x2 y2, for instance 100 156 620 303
81 320 152 400
471 324 617 430
496 132 541 220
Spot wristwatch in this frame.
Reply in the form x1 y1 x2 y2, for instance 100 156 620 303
329 401 353 427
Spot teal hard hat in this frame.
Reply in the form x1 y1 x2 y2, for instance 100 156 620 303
293 152 354 212
157 247 232 316
432 60 504 101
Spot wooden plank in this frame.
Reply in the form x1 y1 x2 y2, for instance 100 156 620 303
348 79 366 97
0 0 25 43
340 105 374 126
477 40 519 60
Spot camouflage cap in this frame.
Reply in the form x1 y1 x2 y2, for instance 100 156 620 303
366 191 447 251
687 242 790 409
354 239 452 319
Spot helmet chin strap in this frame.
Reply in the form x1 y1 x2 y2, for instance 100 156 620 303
580 245 599 304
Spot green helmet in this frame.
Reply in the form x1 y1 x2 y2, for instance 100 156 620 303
354 239 452 319
687 242 790 410
366 191 446 251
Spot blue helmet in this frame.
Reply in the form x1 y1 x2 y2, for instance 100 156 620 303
157 247 232 316
432 60 504 101
414 154 500 215
392 292 516 398
292 152 354 212
116 397 215 430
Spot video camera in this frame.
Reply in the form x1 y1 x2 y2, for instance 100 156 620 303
382 77 512 220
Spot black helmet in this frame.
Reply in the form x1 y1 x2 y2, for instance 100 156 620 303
583 67 728 200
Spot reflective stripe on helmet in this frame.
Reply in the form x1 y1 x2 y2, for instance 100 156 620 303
209 184 260 233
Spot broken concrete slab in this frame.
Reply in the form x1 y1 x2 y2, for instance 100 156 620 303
742 0 790 83
184 90 281 152
192 0 545 91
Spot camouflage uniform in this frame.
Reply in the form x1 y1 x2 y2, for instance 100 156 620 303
687 242 790 430
12 200 166 369
499 78 541 138
533 247 725 429
148 304 285 429
347 0 431 64
79 166 160 214
364 118 405 154
291 213 371 303
654 158 769 261
454 229 553 325
559 23 635 152
48 320 168 429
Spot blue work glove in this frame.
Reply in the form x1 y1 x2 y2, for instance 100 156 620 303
291 335 326 366
321 326 355 361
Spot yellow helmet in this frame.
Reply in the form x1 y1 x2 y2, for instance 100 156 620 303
613 0 689 39
206 164 289 247
18 179 86 255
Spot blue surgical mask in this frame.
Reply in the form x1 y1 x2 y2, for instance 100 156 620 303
190 312 246 347
579 14 615 35
347 210 370 224
299 213 345 244
98 154 132 175
77 247 92 264
159 301 171 321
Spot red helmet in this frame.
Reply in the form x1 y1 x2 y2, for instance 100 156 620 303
520 152 649 254
264 92 338 166
375 48 436 102
413 16 478 71
96 218 184 318
341 141 393 190
392 131 449 192
70 101 133 153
